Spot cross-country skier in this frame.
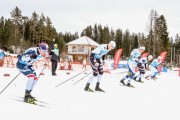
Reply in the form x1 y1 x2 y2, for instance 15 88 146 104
133 55 153 83
84 41 116 92
120 47 145 87
16 42 49 104
145 56 161 80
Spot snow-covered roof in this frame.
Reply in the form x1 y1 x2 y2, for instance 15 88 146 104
66 36 99 46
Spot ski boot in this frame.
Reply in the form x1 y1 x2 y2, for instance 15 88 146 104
154 76 158 79
120 78 126 85
151 76 157 80
145 76 149 80
95 82 105 92
133 76 137 81
28 90 36 101
84 83 94 92
138 78 144 83
24 90 36 104
52 73 57 76
127 83 135 88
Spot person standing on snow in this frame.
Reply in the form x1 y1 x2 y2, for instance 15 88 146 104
49 39 59 76
16 42 49 104
82 58 87 70
84 41 116 92
120 47 145 87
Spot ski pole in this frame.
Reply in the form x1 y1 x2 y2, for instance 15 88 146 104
37 58 48 81
37 64 46 81
73 71 92 85
0 72 21 94
55 69 90 88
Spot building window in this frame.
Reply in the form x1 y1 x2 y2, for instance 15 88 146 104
78 46 84 52
91 47 94 51
72 46 77 52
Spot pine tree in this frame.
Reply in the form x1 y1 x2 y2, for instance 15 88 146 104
56 33 65 55
133 34 139 48
158 15 169 51
138 33 147 51
122 30 130 58
115 29 123 49
30 12 39 45
0 17 5 49
10 6 23 49
92 24 99 43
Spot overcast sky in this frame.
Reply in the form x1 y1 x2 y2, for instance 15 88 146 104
0 0 179 38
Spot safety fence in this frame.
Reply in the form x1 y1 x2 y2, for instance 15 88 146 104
0 56 81 70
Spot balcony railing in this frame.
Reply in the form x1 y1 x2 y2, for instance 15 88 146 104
68 49 90 54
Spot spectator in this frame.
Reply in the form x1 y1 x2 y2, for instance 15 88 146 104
49 39 59 76
82 58 87 69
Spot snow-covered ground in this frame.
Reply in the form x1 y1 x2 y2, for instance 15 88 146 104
0 63 180 120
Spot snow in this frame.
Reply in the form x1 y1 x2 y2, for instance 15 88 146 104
0 63 180 120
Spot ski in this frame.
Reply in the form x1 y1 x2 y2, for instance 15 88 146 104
12 95 50 105
119 84 135 88
95 89 105 93
84 88 106 93
85 90 106 93
12 95 69 110
10 97 48 108
84 90 94 92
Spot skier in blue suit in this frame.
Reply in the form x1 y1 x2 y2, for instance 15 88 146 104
133 55 153 83
145 57 162 80
120 47 145 87
16 42 49 104
84 41 116 92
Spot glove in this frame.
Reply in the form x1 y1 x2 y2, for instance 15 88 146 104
142 60 146 63
49 51 54 55
30 54 38 59
24 64 35 72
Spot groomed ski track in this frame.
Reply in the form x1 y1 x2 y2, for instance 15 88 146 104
0 65 180 120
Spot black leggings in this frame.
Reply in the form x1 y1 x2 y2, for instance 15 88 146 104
89 54 103 77
51 60 57 74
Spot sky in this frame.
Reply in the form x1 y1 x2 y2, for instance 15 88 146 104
0 0 179 38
